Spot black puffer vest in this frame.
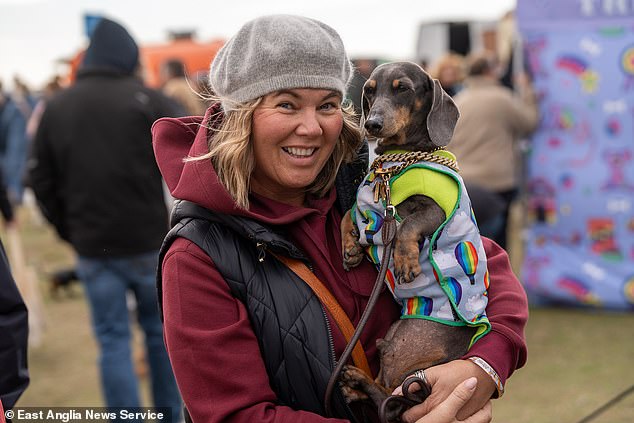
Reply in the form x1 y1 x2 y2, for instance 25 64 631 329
157 200 355 420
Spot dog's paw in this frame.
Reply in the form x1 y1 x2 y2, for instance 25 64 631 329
341 211 365 271
394 243 421 284
342 235 364 271
343 247 364 271
340 365 371 388
340 385 369 403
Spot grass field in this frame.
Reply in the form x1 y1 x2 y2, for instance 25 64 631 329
5 203 634 423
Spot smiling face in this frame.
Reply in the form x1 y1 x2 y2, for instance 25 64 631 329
250 88 344 206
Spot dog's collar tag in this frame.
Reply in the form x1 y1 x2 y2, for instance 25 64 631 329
372 170 393 210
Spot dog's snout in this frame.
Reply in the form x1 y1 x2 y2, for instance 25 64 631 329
364 118 383 135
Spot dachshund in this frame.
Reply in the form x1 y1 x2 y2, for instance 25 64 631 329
339 62 491 421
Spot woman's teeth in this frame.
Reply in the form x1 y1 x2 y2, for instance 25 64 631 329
284 147 315 157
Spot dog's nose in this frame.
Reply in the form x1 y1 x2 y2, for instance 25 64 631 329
364 118 383 135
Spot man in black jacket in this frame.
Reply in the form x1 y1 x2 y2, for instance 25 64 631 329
28 17 182 421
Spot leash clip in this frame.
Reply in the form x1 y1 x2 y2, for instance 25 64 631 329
385 204 396 218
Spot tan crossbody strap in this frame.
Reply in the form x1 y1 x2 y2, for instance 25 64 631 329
272 253 372 377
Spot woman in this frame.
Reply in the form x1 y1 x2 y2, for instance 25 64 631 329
429 53 466 97
153 15 527 423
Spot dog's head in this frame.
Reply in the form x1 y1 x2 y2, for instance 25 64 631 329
361 62 459 154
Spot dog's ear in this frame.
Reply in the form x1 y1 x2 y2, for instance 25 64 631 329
427 79 460 147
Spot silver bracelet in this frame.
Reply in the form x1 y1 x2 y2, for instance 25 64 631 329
468 356 505 397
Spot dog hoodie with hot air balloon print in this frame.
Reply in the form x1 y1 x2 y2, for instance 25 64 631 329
352 150 491 345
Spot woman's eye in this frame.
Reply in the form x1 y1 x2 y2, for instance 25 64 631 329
277 102 294 110
320 102 339 111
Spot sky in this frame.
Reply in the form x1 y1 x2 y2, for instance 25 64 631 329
0 0 516 91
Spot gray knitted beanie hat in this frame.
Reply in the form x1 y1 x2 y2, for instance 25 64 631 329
209 14 353 109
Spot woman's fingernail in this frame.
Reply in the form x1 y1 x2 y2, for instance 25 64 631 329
464 377 478 390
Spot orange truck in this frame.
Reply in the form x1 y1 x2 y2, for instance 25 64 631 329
141 33 225 88
66 31 225 89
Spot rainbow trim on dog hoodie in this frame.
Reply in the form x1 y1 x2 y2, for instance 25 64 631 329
351 150 491 345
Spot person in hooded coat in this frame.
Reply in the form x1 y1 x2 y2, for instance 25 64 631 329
153 14 528 423
28 17 182 420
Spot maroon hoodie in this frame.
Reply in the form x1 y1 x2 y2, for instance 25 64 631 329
152 107 528 423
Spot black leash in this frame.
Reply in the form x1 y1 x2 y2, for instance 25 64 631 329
325 169 400 416
323 210 397 416
575 384 634 423
325 169 427 421
379 375 431 423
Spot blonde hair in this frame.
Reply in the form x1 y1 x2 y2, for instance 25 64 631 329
430 53 466 84
190 96 361 210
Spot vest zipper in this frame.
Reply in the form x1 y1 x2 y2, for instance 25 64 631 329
256 242 266 262
322 307 337 368
322 302 357 419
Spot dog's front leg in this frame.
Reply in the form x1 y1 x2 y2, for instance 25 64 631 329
341 209 364 270
340 365 391 407
394 195 445 284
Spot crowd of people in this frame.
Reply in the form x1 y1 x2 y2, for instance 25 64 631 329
0 10 537 423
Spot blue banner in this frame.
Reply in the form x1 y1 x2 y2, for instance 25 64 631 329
517 0 634 309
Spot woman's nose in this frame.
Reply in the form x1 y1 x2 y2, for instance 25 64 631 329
296 109 323 137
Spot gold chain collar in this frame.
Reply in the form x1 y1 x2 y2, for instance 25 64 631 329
371 149 460 175
368 149 459 207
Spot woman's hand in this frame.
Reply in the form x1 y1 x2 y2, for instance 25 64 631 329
413 378 492 423
397 359 496 422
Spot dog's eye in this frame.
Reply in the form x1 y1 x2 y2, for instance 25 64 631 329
396 83 409 92
364 86 375 95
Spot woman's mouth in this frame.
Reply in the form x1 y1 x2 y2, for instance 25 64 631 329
282 147 316 157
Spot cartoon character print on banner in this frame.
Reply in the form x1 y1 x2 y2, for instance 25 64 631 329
540 103 597 168
605 116 621 138
558 276 601 306
601 149 634 191
620 44 634 90
556 54 599 93
525 36 548 78
587 218 621 261
526 177 557 225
